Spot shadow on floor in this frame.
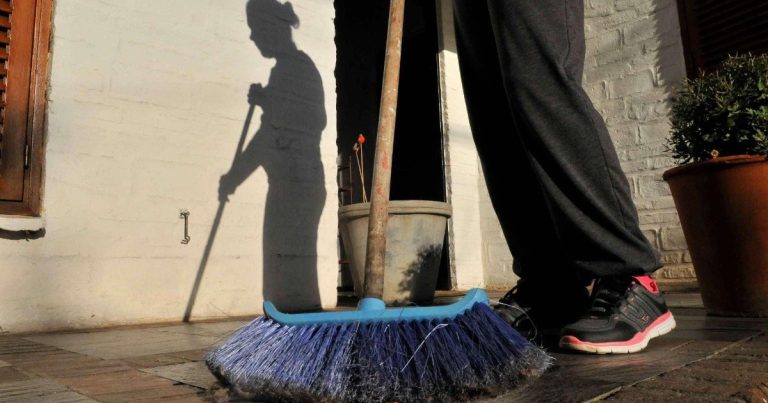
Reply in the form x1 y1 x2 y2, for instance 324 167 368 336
1 293 767 402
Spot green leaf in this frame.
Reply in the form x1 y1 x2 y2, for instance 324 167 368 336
668 53 768 161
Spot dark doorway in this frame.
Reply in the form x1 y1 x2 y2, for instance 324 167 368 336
335 0 451 291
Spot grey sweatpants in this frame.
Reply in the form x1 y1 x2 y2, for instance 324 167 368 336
452 0 663 287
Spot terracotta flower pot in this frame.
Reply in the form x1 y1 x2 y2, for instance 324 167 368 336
663 155 768 316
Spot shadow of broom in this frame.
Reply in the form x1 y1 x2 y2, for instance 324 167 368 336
184 102 256 322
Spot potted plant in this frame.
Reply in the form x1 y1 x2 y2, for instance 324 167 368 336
663 53 768 316
339 134 452 305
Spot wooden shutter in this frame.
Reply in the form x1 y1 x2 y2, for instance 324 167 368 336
0 0 51 215
677 0 768 77
0 0 33 201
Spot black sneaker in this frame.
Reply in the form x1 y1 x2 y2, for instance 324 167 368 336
494 279 589 343
494 283 539 342
559 275 676 354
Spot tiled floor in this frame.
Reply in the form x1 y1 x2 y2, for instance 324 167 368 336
0 293 767 402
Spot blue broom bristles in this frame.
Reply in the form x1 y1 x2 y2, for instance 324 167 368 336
206 303 552 402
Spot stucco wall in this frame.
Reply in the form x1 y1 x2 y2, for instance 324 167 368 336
0 0 339 333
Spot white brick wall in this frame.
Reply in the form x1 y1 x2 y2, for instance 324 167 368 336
478 0 695 288
436 0 486 290
478 168 517 290
584 0 693 285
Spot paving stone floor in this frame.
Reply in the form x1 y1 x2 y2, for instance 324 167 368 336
0 293 767 402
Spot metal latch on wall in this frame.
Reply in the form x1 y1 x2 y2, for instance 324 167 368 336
179 209 190 244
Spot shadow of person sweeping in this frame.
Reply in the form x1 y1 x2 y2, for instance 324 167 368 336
185 0 326 320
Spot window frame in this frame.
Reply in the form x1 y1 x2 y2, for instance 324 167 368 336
675 0 700 78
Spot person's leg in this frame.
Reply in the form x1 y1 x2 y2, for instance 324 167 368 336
453 0 590 341
476 0 663 278
452 0 592 288
454 0 673 352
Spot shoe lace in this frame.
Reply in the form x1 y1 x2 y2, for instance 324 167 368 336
499 285 521 305
496 287 539 343
499 280 537 307
588 276 632 316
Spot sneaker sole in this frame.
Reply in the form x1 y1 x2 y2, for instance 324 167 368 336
558 312 676 354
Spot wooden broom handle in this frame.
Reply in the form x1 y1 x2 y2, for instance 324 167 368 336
363 0 405 299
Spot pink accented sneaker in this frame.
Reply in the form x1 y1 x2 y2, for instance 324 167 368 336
558 275 676 354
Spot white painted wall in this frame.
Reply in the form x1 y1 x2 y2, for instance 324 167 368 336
0 0 339 333
436 0 485 290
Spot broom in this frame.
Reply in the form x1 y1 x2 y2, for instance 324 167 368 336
206 1 551 401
